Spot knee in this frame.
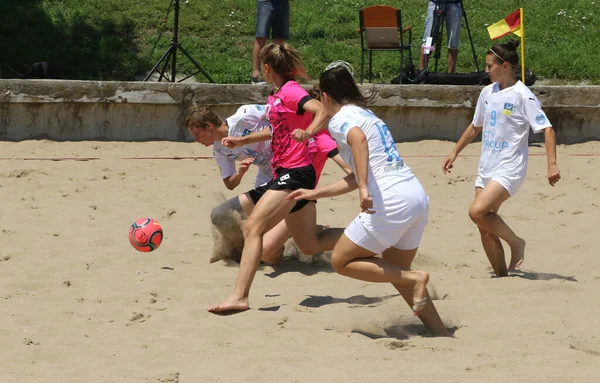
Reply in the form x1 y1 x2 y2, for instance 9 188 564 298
211 200 244 230
262 247 284 265
210 207 221 227
329 252 347 274
468 204 486 223
242 216 266 239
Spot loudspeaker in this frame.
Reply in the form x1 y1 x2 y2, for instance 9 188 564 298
423 70 489 85
391 68 536 86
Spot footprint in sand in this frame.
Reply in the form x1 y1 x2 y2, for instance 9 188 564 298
23 338 41 346
567 334 600 357
129 312 150 323
1 169 48 178
156 372 180 383
147 292 170 311
378 339 410 350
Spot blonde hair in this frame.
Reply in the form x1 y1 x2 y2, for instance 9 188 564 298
184 108 223 130
260 43 308 81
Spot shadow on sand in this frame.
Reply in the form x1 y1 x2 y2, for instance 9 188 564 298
352 323 460 340
262 259 334 278
299 294 399 309
508 269 578 282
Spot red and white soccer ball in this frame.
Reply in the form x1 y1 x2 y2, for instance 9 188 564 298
128 218 163 252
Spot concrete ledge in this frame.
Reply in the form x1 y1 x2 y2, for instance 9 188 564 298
1 79 599 144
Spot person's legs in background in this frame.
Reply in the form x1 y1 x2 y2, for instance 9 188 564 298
446 2 462 74
252 0 274 83
252 0 289 83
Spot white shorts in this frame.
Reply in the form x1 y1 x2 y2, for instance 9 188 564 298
254 169 273 188
344 177 429 254
475 173 524 197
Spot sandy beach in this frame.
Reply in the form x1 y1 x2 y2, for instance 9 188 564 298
1 139 599 383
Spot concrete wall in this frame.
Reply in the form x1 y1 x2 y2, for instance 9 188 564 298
1 79 599 144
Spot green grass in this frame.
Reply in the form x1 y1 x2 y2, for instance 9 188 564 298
1 0 599 83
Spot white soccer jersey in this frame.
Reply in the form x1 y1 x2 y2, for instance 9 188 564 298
213 104 273 187
472 80 550 181
328 104 414 195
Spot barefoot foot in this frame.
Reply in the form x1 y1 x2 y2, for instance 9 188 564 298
207 295 249 314
411 271 430 316
508 238 526 270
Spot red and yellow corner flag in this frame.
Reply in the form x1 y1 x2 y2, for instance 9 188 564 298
487 9 522 40
487 8 526 83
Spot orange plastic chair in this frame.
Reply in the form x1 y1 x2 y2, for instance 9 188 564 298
359 5 413 83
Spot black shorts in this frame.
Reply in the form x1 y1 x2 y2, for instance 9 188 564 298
247 165 316 214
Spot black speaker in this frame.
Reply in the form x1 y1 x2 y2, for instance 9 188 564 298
423 71 489 85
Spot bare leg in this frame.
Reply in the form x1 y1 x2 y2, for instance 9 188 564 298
447 48 458 73
478 228 508 277
469 181 526 270
208 190 297 313
252 37 268 79
329 235 430 316
382 247 451 337
284 202 343 255
474 187 508 277
210 195 247 262
261 219 290 264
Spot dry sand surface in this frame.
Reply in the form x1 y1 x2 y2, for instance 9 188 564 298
1 139 599 383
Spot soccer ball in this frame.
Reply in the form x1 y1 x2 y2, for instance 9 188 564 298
128 218 163 252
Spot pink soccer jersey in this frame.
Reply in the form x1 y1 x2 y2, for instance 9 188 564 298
267 81 313 172
308 129 338 186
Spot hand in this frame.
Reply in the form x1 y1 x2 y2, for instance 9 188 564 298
547 163 561 186
442 152 457 174
359 187 374 214
292 129 311 142
221 136 244 148
287 188 318 201
238 158 254 174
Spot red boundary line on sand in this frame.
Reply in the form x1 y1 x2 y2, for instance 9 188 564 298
0 154 598 161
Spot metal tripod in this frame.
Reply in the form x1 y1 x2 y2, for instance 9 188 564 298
143 0 214 83
428 0 479 73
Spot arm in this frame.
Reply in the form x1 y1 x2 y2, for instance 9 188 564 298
288 127 374 213
289 172 358 201
222 158 254 190
543 127 561 186
347 127 373 213
442 123 482 173
292 99 329 142
330 153 353 175
221 127 272 148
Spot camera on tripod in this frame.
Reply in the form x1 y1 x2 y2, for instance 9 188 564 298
394 0 481 84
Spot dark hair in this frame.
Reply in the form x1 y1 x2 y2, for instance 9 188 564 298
184 107 223 130
260 43 307 81
307 85 321 101
319 66 371 107
488 38 520 67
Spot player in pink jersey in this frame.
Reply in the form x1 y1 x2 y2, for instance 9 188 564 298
186 105 350 265
208 44 349 314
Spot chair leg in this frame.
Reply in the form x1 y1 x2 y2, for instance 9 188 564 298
369 52 373 83
361 51 364 84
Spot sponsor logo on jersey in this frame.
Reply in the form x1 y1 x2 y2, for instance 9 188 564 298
242 129 251 137
535 114 546 124
502 103 514 116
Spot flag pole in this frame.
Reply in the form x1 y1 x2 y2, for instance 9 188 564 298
520 8 525 83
